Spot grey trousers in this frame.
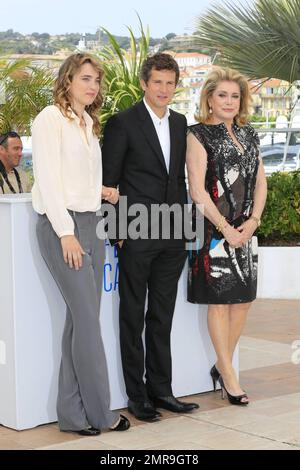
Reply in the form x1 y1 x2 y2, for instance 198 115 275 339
36 211 119 431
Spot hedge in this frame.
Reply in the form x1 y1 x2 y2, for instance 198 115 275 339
258 170 300 245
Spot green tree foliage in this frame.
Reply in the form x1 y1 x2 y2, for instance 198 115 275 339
258 170 300 244
97 17 150 129
0 59 54 134
194 0 300 82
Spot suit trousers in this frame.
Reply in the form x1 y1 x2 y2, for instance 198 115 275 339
117 239 187 401
36 212 118 431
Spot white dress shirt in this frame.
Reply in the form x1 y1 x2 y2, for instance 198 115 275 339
143 98 171 172
31 105 102 238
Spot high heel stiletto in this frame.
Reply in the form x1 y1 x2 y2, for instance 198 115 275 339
219 376 249 406
210 364 221 392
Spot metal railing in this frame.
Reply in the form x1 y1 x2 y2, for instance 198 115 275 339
257 127 300 175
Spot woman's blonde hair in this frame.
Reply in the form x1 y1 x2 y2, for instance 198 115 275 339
196 67 251 126
53 53 103 136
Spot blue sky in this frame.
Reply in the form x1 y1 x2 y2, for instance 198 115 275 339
0 0 248 37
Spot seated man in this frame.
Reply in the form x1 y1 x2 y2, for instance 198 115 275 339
0 131 32 194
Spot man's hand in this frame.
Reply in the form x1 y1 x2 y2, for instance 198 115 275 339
102 186 119 204
60 235 85 270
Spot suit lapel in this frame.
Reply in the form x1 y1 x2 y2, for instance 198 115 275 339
136 101 168 172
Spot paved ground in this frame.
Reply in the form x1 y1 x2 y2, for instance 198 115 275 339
1 299 299 450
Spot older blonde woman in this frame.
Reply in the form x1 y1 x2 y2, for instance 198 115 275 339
32 53 129 434
187 67 267 405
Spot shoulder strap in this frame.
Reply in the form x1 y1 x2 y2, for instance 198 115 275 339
0 160 23 193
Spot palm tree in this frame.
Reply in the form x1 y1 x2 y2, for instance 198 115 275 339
194 0 300 83
96 16 150 129
0 58 54 134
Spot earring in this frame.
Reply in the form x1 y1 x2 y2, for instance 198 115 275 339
209 107 213 114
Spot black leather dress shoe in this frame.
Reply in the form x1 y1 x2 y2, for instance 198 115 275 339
128 400 162 421
150 396 200 413
110 414 131 431
77 427 101 436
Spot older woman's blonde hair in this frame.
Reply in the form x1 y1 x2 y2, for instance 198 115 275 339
196 67 251 126
53 53 103 136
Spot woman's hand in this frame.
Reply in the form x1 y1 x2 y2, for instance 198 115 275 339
102 186 119 204
222 224 245 249
60 235 85 270
237 219 258 244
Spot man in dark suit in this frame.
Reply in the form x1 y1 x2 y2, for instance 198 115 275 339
102 53 199 421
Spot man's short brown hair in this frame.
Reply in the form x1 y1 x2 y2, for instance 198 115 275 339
140 53 180 85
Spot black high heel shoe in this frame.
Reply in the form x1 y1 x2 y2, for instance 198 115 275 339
219 376 249 406
210 364 221 392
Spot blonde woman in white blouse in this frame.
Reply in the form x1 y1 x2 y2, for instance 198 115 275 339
32 53 130 435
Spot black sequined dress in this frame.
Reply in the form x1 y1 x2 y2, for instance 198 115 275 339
188 122 260 304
